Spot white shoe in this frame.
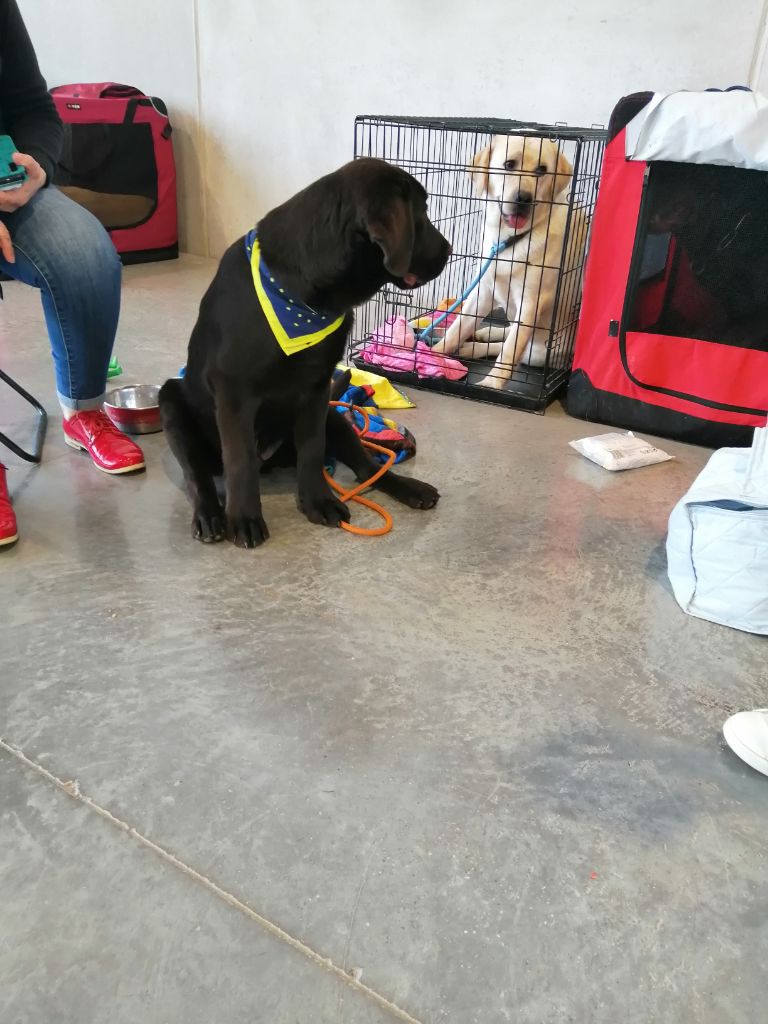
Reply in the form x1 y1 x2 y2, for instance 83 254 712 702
723 710 768 777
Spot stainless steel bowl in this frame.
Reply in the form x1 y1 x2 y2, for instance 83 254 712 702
103 384 163 435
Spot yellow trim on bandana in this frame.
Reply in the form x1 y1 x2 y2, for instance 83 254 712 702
248 234 344 357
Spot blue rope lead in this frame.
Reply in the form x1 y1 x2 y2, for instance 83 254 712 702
418 237 513 345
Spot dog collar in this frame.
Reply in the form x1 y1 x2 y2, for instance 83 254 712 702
498 224 533 250
245 229 345 356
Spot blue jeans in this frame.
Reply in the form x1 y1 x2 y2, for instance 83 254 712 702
0 186 122 410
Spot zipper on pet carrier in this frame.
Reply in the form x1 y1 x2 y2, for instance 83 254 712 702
617 164 768 418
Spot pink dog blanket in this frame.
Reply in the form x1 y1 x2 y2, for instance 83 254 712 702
360 317 467 380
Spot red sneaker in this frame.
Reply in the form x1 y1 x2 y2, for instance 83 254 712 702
0 463 18 547
63 410 145 475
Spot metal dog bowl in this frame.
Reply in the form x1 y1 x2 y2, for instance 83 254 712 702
104 384 163 435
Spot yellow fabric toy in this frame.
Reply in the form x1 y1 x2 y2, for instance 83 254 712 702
336 365 415 409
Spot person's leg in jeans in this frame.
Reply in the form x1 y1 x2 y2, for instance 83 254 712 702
0 186 144 474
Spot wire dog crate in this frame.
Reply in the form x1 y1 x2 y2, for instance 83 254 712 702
350 115 607 411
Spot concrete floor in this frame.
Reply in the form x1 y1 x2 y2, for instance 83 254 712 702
1 255 766 1024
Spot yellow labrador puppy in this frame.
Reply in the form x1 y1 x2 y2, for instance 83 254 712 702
431 135 587 389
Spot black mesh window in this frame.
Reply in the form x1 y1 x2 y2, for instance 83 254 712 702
627 161 768 351
54 121 158 230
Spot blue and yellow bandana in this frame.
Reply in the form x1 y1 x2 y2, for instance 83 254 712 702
245 229 344 356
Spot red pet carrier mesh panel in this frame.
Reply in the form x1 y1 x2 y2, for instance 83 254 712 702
568 90 768 447
51 83 178 264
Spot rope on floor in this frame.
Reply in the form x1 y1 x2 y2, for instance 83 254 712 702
0 737 424 1024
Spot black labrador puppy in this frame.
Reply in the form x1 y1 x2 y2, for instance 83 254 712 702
159 158 451 547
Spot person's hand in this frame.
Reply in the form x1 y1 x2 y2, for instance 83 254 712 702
0 152 46 215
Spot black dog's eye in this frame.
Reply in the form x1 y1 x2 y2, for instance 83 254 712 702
535 164 548 176
503 159 517 171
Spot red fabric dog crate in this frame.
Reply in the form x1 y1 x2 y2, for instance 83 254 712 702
51 83 178 264
567 89 768 447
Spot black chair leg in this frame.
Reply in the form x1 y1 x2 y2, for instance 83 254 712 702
0 368 47 463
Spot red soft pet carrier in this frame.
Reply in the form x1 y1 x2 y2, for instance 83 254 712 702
51 83 178 264
568 89 768 447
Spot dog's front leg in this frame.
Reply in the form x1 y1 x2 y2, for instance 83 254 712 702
478 324 532 389
478 286 540 390
458 284 517 359
215 381 269 548
295 386 351 528
429 282 493 355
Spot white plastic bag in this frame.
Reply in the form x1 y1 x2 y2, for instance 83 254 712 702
667 427 768 634
569 431 673 472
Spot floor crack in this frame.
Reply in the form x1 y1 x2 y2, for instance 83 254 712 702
337 838 380 1022
0 737 424 1024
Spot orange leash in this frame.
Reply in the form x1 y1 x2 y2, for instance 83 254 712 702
324 401 397 536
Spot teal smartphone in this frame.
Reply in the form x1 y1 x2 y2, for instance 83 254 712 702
0 135 27 191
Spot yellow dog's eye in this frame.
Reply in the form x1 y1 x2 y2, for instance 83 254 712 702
503 159 517 171
535 164 548 175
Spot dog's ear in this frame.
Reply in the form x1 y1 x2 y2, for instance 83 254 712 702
470 143 492 197
554 150 573 197
365 195 415 278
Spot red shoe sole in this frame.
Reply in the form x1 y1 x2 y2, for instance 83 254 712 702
0 531 18 547
64 435 146 474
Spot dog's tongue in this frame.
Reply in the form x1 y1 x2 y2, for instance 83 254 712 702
505 213 528 229
403 273 419 287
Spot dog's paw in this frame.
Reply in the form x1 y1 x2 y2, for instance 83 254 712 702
389 476 440 510
226 512 270 548
476 371 508 391
192 504 226 543
474 323 508 345
298 489 351 528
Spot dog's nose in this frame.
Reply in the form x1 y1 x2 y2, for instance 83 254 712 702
514 189 533 205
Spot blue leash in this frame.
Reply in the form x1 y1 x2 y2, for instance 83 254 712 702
418 236 514 345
